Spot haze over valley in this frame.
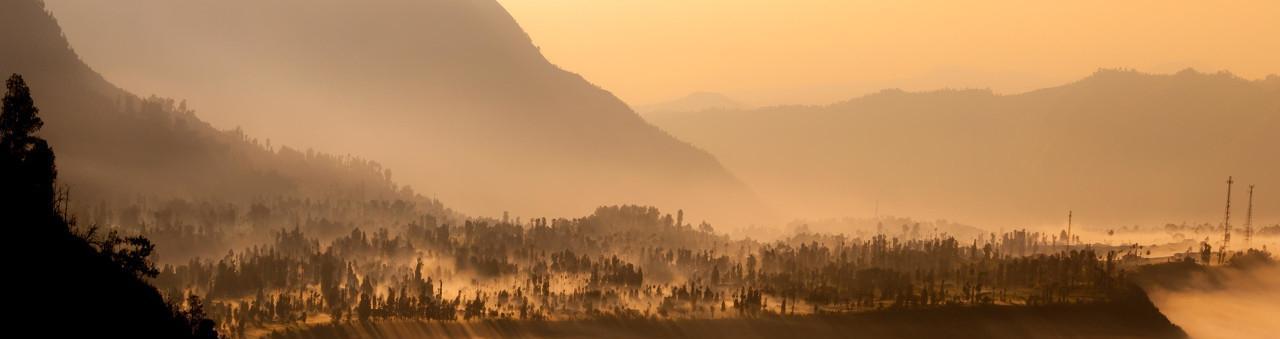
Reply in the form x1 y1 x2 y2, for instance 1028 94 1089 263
3 0 1277 338
647 70 1280 228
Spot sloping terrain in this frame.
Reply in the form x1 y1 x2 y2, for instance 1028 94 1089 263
41 0 768 225
0 0 439 207
649 70 1280 226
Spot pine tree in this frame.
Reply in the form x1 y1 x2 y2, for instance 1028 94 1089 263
0 74 42 154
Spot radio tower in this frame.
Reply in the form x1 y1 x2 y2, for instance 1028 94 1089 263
1219 176 1234 265
1066 211 1073 249
1244 185 1255 250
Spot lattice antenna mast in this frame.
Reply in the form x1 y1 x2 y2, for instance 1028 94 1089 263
1220 176 1234 265
1066 211 1073 249
1244 185 1254 250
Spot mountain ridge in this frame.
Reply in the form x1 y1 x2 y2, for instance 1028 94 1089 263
20 0 770 226
636 91 746 115
0 0 444 210
648 69 1280 227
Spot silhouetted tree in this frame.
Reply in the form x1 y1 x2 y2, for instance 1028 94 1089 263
0 74 42 152
0 74 56 223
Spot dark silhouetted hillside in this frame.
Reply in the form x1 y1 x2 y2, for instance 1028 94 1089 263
2 72 219 338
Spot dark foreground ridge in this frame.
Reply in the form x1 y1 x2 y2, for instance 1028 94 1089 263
2 74 219 338
270 291 1184 339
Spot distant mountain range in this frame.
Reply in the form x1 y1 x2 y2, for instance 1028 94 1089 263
636 92 746 115
648 69 1280 227
13 0 768 225
15 0 1274 229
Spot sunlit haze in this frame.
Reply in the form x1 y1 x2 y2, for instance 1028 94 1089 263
499 0 1280 106
3 0 1277 338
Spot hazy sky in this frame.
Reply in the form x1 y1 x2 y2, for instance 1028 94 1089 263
499 0 1280 106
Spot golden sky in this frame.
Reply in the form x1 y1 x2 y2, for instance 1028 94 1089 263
498 0 1280 106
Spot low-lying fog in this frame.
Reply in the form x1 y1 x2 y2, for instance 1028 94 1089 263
1147 264 1280 339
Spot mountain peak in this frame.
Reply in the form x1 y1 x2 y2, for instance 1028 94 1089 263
26 0 772 226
